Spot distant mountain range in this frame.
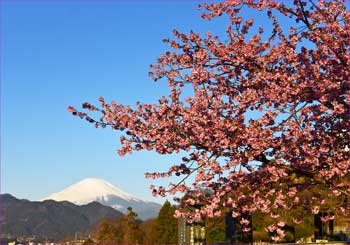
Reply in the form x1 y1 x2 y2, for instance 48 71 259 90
0 178 162 240
0 193 123 241
43 178 161 220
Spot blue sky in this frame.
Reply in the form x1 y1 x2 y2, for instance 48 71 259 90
1 1 296 204
1 0 232 203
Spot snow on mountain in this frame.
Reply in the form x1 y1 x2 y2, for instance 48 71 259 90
43 178 161 220
45 178 139 204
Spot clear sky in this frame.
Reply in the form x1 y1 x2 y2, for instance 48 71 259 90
1 1 293 204
1 0 234 203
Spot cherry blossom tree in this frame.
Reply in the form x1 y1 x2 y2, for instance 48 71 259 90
69 0 349 240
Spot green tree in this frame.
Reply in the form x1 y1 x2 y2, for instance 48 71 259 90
153 200 178 244
205 216 226 244
123 207 142 244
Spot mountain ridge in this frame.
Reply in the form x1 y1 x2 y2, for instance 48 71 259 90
0 193 123 241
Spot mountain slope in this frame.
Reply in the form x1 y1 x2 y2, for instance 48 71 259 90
0 194 123 241
44 178 161 220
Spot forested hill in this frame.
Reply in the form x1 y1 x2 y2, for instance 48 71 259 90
0 194 123 241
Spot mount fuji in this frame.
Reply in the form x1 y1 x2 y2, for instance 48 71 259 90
43 178 161 220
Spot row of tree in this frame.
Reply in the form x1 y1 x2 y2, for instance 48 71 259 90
88 198 348 244
90 201 178 244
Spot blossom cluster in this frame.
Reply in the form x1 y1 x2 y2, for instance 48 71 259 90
69 0 350 239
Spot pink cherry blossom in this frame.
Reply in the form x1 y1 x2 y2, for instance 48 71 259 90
69 0 350 236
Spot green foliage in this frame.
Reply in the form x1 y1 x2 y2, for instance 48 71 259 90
294 215 314 241
205 216 226 243
123 207 142 244
94 207 142 244
93 195 346 244
153 200 178 244
253 230 269 242
204 209 316 243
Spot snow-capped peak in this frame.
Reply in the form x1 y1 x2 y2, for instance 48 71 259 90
43 178 162 220
44 178 140 204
